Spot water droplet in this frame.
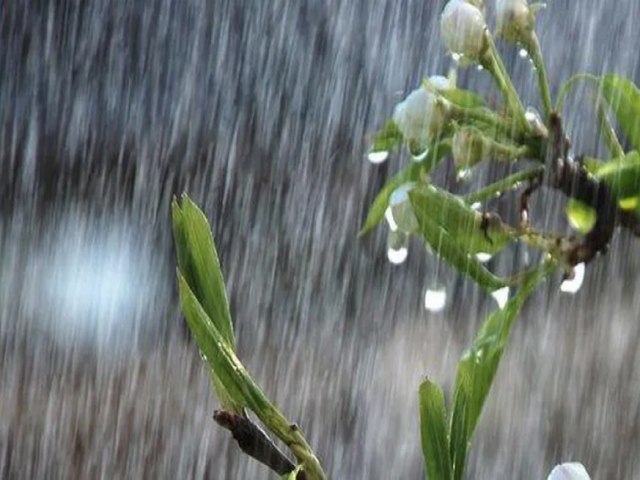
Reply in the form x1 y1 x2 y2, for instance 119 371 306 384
368 151 389 164
384 206 398 232
387 230 409 265
456 168 472 182
389 184 418 232
476 64 484 71
476 252 493 263
491 287 510 309
470 202 482 211
387 246 408 265
424 287 447 312
518 48 529 59
451 53 462 63
560 263 585 294
525 107 548 137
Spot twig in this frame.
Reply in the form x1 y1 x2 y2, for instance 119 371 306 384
544 113 617 265
213 410 300 477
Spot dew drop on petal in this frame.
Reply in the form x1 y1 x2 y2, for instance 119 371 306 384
368 150 389 164
491 286 510 309
424 287 447 312
560 263 586 294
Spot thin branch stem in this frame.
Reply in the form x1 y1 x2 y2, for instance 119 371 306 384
594 95 625 158
464 166 545 205
214 410 298 477
525 33 553 120
481 33 529 133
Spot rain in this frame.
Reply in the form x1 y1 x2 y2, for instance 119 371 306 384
2 0 640 478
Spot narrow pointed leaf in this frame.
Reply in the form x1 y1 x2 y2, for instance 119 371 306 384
448 262 555 480
172 195 236 349
419 379 453 480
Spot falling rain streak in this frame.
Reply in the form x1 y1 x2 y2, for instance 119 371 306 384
1 1 640 479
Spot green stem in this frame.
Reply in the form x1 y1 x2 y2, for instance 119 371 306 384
594 95 625 158
524 33 553 120
449 104 514 135
555 73 600 111
480 34 529 133
464 166 544 204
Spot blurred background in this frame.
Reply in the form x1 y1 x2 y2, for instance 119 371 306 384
2 0 640 478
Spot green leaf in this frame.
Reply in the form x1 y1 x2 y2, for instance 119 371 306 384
177 272 262 413
593 150 640 200
599 75 640 151
448 262 554 480
419 379 453 480
359 141 452 237
566 199 597 234
409 185 515 256
370 119 403 154
409 186 515 291
172 195 235 350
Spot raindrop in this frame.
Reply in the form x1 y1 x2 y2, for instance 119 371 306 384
385 206 398 232
389 184 418 232
368 151 389 164
525 107 548 136
451 53 462 63
518 48 529 59
424 287 447 312
470 202 482 211
387 230 409 265
476 252 493 263
476 64 484 71
560 263 585 294
410 146 429 162
491 286 510 309
387 246 409 265
456 168 472 182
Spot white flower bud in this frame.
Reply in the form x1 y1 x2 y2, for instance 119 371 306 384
547 463 591 480
496 0 535 44
452 127 487 168
392 87 450 147
440 0 488 61
426 75 452 91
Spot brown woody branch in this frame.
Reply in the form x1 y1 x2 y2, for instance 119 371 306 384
213 410 300 477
